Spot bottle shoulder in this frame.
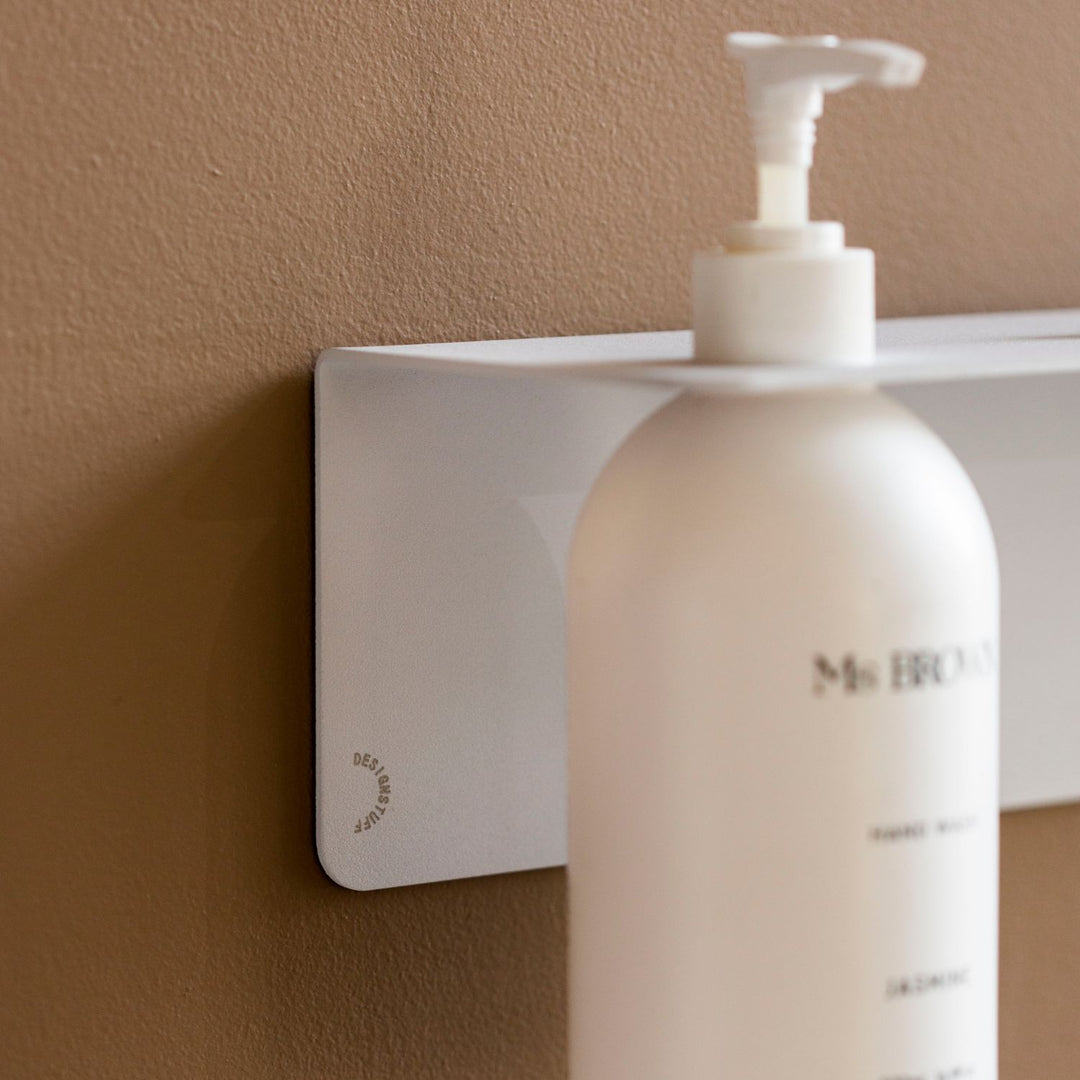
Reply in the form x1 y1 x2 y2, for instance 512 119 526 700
572 389 997 605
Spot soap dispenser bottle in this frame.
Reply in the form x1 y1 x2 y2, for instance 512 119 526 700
568 34 998 1080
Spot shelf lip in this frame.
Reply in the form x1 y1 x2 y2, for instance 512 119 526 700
320 307 1080 394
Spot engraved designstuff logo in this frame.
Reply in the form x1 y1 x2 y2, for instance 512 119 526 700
813 640 996 696
352 752 391 834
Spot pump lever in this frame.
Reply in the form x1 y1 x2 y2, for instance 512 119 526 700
726 33 925 225
727 34 925 101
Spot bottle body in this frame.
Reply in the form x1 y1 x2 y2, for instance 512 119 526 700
567 388 998 1080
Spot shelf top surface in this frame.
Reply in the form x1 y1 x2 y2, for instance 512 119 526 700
320 308 1080 394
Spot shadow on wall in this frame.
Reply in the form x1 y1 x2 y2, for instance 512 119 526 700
1 377 565 1079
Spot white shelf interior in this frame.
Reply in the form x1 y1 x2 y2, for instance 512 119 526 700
346 308 1080 390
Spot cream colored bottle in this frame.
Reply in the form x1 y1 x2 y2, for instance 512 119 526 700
567 35 999 1080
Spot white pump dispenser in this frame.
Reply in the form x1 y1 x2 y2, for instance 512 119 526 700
694 34 924 365
569 30 999 1080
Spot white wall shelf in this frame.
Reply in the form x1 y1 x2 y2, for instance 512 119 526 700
316 308 1080 891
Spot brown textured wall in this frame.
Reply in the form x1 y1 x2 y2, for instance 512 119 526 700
3 0 1079 1076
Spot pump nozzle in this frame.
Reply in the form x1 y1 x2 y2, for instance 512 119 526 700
727 33 925 226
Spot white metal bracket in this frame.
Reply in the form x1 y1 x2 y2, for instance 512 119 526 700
316 309 1080 891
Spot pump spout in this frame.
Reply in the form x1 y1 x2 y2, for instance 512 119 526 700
727 33 925 226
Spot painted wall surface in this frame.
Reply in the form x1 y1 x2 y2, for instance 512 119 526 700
3 1 1079 1076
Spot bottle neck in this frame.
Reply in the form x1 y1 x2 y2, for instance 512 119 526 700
692 239 875 367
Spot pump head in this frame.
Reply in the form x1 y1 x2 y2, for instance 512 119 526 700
727 33 925 227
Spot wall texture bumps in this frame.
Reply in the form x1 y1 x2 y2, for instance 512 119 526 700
3 1 1080 1075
